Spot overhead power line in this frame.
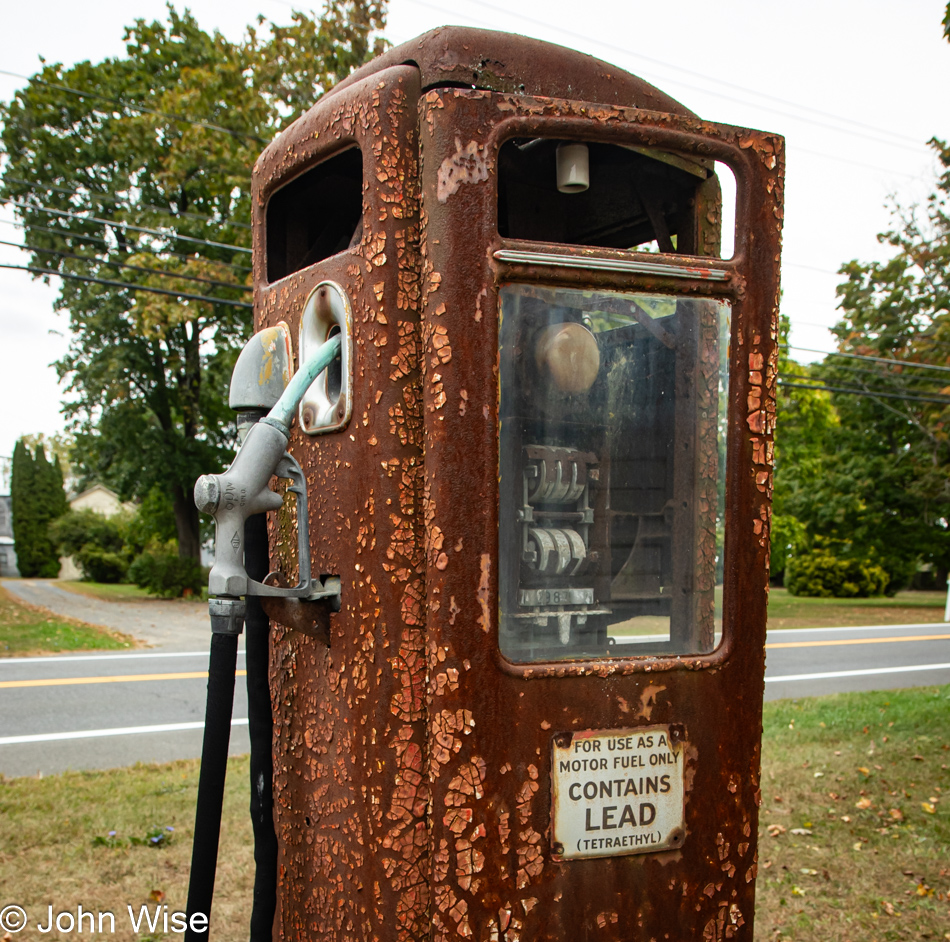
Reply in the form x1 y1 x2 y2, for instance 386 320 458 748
0 217 252 274
2 197 252 255
4 175 253 231
403 0 930 156
0 263 252 310
779 380 950 407
786 344 950 375
809 359 950 389
0 68 266 147
0 239 251 293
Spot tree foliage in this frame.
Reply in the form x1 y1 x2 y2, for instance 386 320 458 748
775 140 950 591
0 2 387 559
10 439 67 577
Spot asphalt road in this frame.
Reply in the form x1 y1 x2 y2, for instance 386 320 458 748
763 622 950 700
1 610 948 777
1 578 207 650
0 648 250 777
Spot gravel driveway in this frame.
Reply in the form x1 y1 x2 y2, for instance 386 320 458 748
1 579 209 651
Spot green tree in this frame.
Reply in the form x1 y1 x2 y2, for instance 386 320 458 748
822 138 950 586
10 439 66 577
771 315 838 583
0 2 386 559
774 138 950 591
21 432 76 493
10 440 37 576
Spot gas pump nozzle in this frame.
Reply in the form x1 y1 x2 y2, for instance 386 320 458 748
194 329 342 633
184 325 341 941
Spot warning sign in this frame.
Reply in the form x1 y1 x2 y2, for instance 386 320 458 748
551 725 686 860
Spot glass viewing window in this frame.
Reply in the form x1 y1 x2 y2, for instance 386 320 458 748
498 285 731 663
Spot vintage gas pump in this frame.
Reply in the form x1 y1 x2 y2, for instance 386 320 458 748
247 26 783 941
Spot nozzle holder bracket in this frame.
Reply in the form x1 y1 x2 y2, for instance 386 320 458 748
299 281 353 435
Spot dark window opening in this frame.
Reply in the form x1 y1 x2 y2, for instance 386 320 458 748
266 146 363 282
498 139 717 256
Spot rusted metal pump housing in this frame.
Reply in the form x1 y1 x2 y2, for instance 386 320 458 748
253 26 783 942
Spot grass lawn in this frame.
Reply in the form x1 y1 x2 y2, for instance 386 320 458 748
767 587 947 630
0 688 945 940
0 757 252 941
756 684 950 941
57 580 153 602
0 586 136 656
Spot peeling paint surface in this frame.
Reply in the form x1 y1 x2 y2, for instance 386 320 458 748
249 29 783 942
417 85 782 940
253 66 429 942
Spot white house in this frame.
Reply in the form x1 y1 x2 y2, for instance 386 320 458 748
0 495 18 577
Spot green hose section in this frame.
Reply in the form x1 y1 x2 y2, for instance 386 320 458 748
266 333 342 432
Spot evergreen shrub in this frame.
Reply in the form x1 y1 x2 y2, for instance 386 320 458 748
129 551 205 598
785 550 889 598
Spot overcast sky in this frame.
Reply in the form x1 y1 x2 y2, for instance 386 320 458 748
1 0 948 467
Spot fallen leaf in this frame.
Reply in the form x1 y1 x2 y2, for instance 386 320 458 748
150 890 165 903
857 766 870 775
881 900 899 916
767 824 787 837
800 868 818 875
840 815 852 823
855 797 873 810
888 808 904 821
853 842 863 851
921 802 936 814
911 755 925 762
790 828 813 836
813 771 824 778
791 885 805 897
828 791 840 800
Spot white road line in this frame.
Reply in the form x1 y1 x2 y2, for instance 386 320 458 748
0 718 249 746
1 650 245 665
766 623 945 636
765 662 950 683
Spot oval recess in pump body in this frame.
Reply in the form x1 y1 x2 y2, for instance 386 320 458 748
251 26 783 942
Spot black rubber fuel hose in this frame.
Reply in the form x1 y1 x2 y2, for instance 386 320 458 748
244 512 278 941
184 630 238 940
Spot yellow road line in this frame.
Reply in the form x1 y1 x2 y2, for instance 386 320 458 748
0 670 247 689
766 634 950 650
5 636 948 684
